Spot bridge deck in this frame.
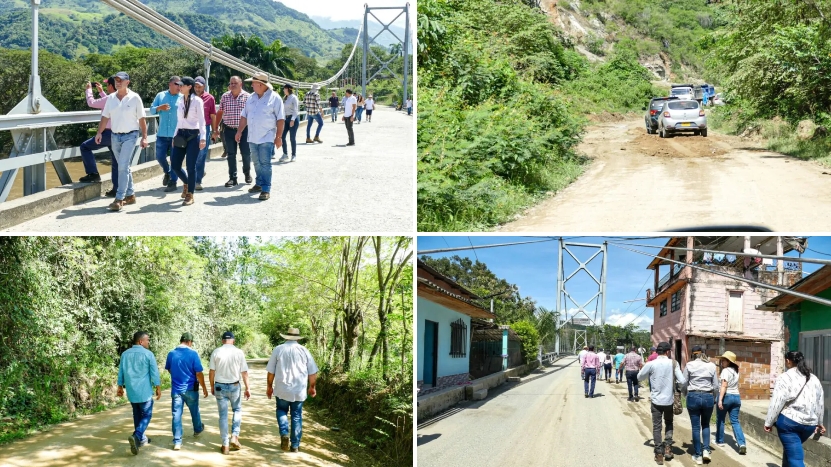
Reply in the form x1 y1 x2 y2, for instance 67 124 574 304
4 108 412 233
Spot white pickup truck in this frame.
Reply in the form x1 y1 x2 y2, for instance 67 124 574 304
670 84 694 101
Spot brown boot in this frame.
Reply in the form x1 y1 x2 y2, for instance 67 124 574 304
230 436 241 451
108 199 124 212
220 445 229 455
664 443 673 460
181 184 189 199
305 138 314 143
281 436 289 451
654 453 664 465
314 136 323 143
183 193 194 206
123 194 136 205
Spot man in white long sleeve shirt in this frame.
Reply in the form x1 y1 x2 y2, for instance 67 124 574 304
638 341 686 464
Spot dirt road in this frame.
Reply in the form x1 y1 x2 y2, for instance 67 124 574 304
418 357 780 467
0 362 368 467
502 118 831 231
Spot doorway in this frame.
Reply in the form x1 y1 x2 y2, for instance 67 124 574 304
423 320 438 388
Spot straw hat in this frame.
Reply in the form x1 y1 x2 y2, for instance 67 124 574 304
718 350 737 364
245 72 273 90
280 327 304 341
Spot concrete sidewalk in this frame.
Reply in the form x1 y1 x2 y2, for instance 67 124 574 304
4 108 413 233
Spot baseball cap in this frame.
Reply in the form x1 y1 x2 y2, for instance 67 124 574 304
180 332 194 342
114 71 130 81
221 331 235 340
692 345 704 353
194 76 207 86
656 341 671 352
650 346 657 351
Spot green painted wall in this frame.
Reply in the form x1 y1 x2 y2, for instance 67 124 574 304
790 287 831 350
784 310 801 351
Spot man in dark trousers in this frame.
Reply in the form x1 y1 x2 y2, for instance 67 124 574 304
342 89 357 146
328 91 339 122
638 341 687 465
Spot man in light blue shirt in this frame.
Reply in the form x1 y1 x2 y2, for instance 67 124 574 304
236 72 284 201
150 77 181 192
117 331 161 456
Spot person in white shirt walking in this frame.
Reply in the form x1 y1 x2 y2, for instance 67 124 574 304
638 341 687 465
279 84 299 162
266 327 318 453
683 345 718 464
578 345 588 380
715 350 747 454
169 77 206 206
406 97 413 116
365 94 375 122
209 331 251 455
95 71 148 212
342 89 358 146
236 72 284 201
764 351 826 467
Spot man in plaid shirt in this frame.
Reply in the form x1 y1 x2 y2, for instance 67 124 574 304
304 84 324 144
623 346 645 401
214 76 252 187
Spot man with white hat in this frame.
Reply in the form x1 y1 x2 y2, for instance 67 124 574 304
236 72 284 201
303 84 324 144
266 327 318 453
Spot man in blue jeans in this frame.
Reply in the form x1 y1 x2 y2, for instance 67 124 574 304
266 327 318 452
209 331 250 455
237 72 285 201
149 76 181 192
164 332 207 451
304 84 324 144
117 331 161 456
328 91 339 122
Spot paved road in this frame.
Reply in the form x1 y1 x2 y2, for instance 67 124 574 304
417 357 782 467
501 118 831 231
0 362 368 467
6 108 413 233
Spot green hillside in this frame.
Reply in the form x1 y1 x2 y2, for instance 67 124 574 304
0 0 351 60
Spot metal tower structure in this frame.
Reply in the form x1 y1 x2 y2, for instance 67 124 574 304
555 238 608 353
362 4 411 106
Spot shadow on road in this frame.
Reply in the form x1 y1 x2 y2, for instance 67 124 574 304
417 433 441 446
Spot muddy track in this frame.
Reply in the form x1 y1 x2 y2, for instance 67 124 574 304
500 118 831 231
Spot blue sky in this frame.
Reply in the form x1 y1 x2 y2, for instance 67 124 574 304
417 236 831 330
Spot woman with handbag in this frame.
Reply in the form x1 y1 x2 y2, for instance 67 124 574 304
683 346 718 465
764 351 826 467
715 350 747 454
279 84 299 163
170 77 206 206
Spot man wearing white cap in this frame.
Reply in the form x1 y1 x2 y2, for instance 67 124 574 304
266 327 318 453
209 331 250 455
303 84 324 144
236 72 284 201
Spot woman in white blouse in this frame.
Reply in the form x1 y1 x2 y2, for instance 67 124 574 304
170 77 206 206
716 351 746 454
279 84 299 162
355 94 365 123
764 351 826 467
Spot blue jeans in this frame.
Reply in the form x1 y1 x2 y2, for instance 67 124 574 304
131 399 154 444
111 130 139 200
80 129 112 176
276 398 304 448
171 390 204 445
777 413 817 467
215 382 242 447
170 129 200 193
155 136 178 184
716 393 746 446
306 113 323 139
330 106 338 122
356 107 364 122
196 126 210 184
249 142 274 193
626 370 639 398
583 367 597 396
408 106 412 115
687 391 715 456
282 116 298 156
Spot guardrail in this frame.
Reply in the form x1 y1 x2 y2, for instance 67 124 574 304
0 106 331 203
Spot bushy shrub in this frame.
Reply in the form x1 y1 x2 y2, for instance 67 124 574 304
510 320 541 364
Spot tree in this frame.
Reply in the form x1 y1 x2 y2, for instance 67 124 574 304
210 33 296 91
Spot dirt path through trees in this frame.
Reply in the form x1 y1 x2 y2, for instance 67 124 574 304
0 362 365 467
501 118 831 231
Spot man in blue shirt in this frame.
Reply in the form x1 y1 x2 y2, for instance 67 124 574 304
164 332 208 451
117 331 161 456
150 77 181 192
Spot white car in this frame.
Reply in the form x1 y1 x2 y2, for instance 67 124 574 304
670 86 694 101
657 99 708 138
713 93 726 106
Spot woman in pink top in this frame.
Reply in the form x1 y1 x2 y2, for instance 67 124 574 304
582 345 601 398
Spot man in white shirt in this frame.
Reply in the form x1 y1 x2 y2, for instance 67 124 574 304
266 327 318 453
236 72 284 201
342 88 358 146
407 97 413 116
364 94 375 123
209 331 250 455
578 345 588 380
95 71 148 212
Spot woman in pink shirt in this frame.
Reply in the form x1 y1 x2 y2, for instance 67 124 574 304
582 346 601 398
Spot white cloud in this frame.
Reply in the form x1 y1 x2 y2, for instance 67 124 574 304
277 0 411 22
605 311 653 329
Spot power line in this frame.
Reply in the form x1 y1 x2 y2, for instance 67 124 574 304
608 240 831 266
468 236 480 262
807 248 831 258
417 238 557 255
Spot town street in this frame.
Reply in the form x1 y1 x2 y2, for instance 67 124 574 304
417 357 782 467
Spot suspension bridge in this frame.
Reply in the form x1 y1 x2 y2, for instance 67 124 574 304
0 0 413 232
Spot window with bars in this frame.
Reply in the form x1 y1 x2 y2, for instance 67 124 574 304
671 291 683 313
660 300 667 317
450 318 467 358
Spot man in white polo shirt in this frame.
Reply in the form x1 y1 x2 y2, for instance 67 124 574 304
266 327 318 453
209 331 250 455
95 71 148 212
342 88 357 146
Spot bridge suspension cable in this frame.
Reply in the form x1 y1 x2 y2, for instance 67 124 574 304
98 0 363 89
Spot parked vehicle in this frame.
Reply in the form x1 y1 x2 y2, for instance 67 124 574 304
643 96 679 134
713 93 725 106
670 83 694 101
657 99 708 138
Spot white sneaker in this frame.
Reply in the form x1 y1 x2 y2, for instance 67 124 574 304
703 449 711 461
279 155 290 162
716 443 725 447
692 455 703 465
173 444 181 451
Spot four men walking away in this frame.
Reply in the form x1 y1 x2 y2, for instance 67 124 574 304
164 332 207 450
266 327 319 453
683 345 717 465
237 72 285 201
623 346 644 402
149 76 181 192
716 350 747 454
304 84 324 144
638 341 686 465
96 71 148 212
118 331 161 456
342 89 357 146
215 76 251 187
209 331 251 455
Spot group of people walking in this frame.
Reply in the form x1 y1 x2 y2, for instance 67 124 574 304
117 327 318 456
581 341 827 466
81 73 374 209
